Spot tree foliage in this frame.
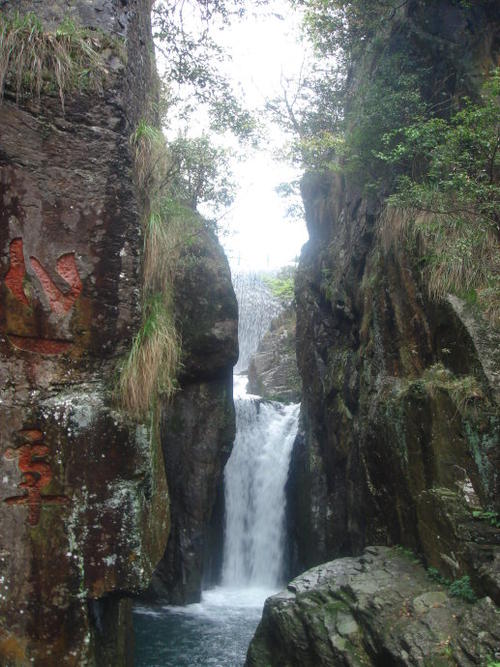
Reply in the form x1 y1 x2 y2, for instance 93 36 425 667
264 264 297 304
380 70 499 314
268 0 499 320
153 0 259 141
168 133 235 213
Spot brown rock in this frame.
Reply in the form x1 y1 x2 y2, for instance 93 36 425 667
288 1 500 595
146 225 238 604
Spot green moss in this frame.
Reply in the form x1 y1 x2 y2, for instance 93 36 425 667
393 545 421 564
464 415 499 499
382 389 410 468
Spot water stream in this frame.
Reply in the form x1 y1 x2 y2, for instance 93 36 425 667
223 376 299 588
134 273 299 666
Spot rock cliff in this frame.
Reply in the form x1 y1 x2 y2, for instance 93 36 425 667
147 225 238 604
0 1 168 664
287 1 500 599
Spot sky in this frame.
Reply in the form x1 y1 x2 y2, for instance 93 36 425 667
163 1 310 273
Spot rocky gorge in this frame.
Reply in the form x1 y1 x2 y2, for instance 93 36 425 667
0 0 499 665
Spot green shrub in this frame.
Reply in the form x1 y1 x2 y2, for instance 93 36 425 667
264 276 295 303
449 575 476 603
472 509 500 528
427 567 451 587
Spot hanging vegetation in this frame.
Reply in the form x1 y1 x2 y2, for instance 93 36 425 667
0 12 114 110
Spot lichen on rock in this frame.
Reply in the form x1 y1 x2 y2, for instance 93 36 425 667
246 546 500 667
0 0 170 663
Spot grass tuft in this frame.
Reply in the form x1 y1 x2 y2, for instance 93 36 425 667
448 575 476 603
117 293 181 419
0 12 109 111
380 206 499 326
130 120 168 193
420 364 486 416
143 196 198 290
118 120 201 418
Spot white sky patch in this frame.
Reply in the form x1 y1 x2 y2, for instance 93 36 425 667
159 1 310 272
217 2 309 271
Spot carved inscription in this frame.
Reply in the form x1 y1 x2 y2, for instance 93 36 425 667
30 253 82 316
5 238 82 314
3 238 83 354
5 238 29 306
3 430 68 526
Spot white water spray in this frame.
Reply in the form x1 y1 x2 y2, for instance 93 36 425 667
222 272 299 590
232 272 282 373
222 376 299 588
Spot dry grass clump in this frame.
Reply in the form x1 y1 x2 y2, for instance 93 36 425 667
143 197 197 290
380 206 499 324
0 12 108 111
118 121 201 417
118 293 181 419
421 364 487 417
130 120 170 194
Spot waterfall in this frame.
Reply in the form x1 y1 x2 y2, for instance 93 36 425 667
232 271 282 373
222 379 299 587
222 270 300 589
134 270 301 666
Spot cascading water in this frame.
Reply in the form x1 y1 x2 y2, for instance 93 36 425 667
134 271 299 667
223 375 299 588
232 271 282 373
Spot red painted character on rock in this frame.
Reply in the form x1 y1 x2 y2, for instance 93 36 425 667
3 430 68 526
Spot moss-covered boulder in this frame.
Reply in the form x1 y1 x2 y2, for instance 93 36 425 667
246 546 500 667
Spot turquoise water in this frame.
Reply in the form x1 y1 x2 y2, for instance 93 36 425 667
133 586 273 667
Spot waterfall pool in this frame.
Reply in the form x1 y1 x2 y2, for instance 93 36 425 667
134 376 299 665
133 586 274 666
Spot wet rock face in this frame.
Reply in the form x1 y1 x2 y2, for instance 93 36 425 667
289 0 500 593
0 1 169 664
290 169 500 589
246 546 500 667
147 227 238 604
248 306 301 403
